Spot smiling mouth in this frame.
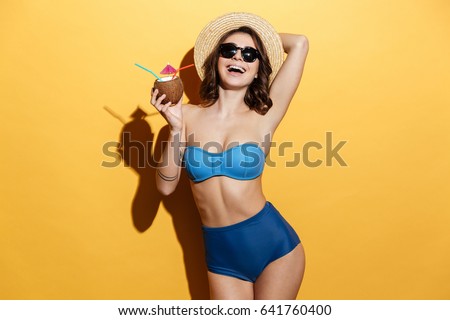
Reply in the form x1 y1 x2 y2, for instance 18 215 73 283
227 65 245 74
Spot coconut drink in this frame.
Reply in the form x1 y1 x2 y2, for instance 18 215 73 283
154 76 183 105
135 62 194 106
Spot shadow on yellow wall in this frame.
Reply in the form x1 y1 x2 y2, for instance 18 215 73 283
109 48 209 298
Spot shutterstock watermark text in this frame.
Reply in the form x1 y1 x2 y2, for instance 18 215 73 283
101 131 348 169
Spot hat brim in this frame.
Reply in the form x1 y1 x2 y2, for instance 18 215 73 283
194 12 283 85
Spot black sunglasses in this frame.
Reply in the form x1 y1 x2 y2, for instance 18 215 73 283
219 43 261 63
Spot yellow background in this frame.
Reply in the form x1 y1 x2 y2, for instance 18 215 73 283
1 0 449 299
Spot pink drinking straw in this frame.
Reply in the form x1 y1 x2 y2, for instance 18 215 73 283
172 64 195 79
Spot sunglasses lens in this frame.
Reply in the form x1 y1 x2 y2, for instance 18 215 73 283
241 48 258 62
219 44 237 58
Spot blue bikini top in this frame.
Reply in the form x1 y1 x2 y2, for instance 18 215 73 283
183 143 266 183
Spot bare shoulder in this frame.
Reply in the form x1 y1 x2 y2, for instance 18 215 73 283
182 103 204 120
182 103 206 133
182 103 203 111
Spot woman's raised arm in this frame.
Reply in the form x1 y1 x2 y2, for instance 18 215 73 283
263 34 309 132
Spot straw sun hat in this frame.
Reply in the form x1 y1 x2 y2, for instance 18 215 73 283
194 12 284 84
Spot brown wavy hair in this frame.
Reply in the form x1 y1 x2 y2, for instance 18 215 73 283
199 26 273 115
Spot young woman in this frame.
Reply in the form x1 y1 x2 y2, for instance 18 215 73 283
151 12 309 299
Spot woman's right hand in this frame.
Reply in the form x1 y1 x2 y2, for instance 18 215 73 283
150 88 183 133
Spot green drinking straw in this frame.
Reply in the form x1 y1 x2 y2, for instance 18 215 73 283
134 63 161 80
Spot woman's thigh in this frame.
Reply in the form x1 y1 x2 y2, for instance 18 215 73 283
254 244 306 300
208 272 254 300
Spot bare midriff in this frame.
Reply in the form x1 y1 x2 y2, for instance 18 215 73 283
189 175 267 227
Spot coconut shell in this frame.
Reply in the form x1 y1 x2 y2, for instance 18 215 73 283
154 77 183 106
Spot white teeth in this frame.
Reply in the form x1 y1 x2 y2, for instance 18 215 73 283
227 65 245 73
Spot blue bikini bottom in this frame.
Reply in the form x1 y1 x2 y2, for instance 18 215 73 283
202 201 300 283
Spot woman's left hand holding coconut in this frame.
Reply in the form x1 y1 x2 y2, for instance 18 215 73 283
151 88 183 133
